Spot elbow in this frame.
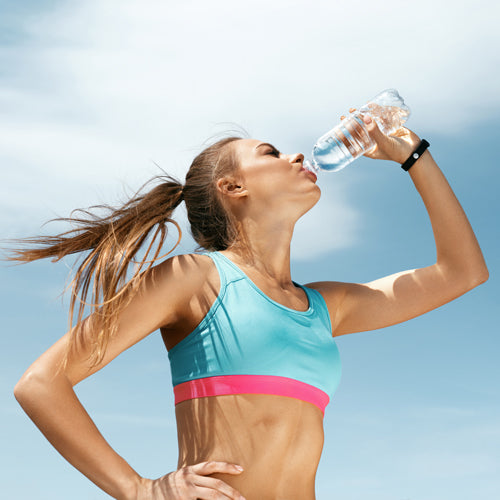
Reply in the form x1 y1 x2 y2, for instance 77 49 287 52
437 261 489 291
14 370 35 404
14 363 72 405
467 267 489 289
14 369 47 406
479 266 489 283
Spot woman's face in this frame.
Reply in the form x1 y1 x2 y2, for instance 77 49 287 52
222 139 321 216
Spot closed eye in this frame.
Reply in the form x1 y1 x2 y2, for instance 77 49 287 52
267 148 281 157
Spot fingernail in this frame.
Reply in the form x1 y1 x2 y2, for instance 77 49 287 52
235 465 244 471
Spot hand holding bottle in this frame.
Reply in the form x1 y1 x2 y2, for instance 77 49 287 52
340 107 421 165
303 89 419 174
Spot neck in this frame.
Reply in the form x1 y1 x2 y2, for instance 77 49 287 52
225 216 296 285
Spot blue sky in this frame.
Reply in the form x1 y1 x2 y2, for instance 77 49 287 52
1 1 499 499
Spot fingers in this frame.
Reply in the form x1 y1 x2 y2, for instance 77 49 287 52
190 461 244 476
188 461 246 499
340 107 357 120
194 476 245 499
151 462 246 500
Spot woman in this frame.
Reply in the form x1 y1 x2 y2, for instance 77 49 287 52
8 109 488 500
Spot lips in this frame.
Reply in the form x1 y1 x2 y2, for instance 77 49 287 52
300 167 317 183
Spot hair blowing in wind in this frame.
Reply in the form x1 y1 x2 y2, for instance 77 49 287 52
1 136 241 374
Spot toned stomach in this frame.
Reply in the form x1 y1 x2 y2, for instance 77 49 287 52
175 393 325 500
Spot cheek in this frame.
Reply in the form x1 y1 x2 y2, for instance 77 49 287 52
266 171 295 197
248 167 287 193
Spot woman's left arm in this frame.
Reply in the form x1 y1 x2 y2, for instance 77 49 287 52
307 115 489 337
406 146 488 279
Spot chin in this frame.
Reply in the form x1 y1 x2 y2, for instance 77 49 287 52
300 186 321 216
310 184 321 204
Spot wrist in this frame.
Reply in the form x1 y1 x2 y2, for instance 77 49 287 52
119 474 149 500
395 141 419 164
400 139 430 171
131 476 154 500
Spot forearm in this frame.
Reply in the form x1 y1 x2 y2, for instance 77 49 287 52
14 372 142 500
407 149 488 282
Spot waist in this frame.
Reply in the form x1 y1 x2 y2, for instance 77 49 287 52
175 393 324 499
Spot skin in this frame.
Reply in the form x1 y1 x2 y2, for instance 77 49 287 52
13 110 488 500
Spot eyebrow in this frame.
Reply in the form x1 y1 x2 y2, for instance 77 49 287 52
255 142 280 153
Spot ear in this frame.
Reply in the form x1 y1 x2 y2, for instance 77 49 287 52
216 176 248 199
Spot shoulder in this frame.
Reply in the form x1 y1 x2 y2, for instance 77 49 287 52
304 281 348 336
304 281 347 301
156 251 213 274
147 252 219 321
150 252 216 291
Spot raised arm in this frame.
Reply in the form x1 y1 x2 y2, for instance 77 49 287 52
307 114 489 337
13 254 246 500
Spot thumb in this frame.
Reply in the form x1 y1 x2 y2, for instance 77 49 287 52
361 113 405 162
362 114 393 153
362 114 384 138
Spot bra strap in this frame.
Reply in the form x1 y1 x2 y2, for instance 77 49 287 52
201 251 245 286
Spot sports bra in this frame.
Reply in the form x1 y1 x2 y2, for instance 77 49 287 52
167 251 342 416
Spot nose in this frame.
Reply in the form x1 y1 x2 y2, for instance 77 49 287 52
289 153 304 164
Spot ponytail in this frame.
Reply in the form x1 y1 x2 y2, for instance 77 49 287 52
2 174 184 372
3 134 244 373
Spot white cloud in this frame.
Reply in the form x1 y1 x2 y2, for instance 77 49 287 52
1 0 499 256
292 176 361 259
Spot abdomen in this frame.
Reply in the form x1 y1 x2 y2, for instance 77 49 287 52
175 393 324 500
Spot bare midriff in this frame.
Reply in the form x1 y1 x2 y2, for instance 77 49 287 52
161 253 326 499
175 393 325 500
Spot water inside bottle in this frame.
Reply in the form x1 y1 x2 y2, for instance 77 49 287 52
311 114 373 172
308 104 411 172
358 102 410 135
303 88 411 174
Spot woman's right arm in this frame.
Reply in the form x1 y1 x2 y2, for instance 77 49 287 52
13 254 246 500
14 353 142 499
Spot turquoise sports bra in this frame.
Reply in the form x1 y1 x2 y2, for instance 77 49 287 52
168 251 342 416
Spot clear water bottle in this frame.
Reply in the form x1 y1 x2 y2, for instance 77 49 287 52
303 88 411 174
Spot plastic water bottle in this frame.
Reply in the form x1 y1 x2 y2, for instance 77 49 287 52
303 88 411 174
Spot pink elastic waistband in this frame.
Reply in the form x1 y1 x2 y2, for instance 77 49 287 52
173 374 329 415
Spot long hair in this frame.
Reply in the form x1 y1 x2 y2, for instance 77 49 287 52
2 135 242 373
